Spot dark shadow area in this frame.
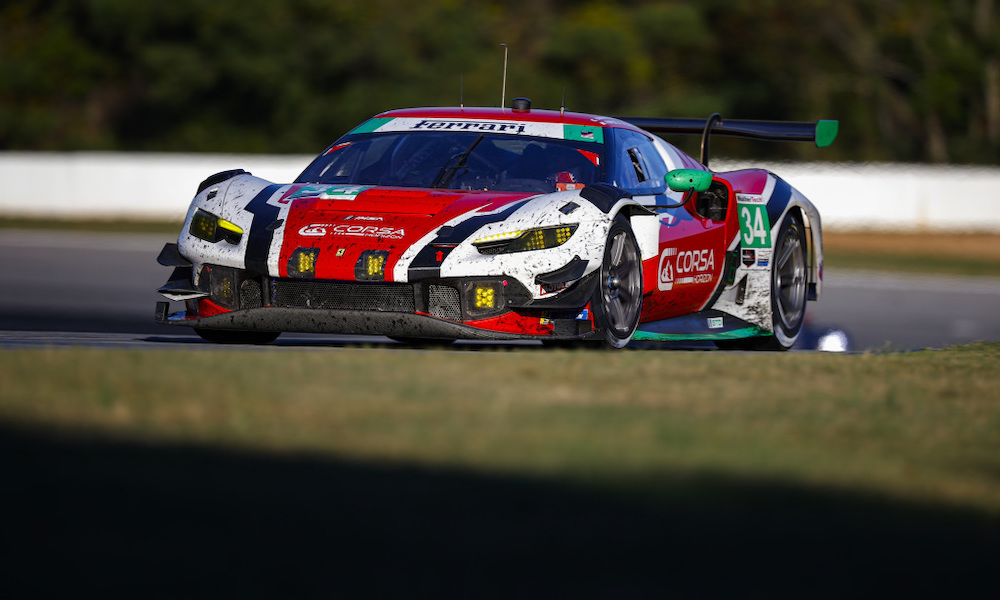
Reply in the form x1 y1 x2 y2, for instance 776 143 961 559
1 424 997 598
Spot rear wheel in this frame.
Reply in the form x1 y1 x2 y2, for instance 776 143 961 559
590 216 643 349
716 211 807 351
771 212 808 347
194 328 281 345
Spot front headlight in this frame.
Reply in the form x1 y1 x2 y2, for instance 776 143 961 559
473 224 578 255
189 209 244 245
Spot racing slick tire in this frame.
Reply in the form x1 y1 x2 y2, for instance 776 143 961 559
716 211 807 351
590 215 643 349
194 328 281 345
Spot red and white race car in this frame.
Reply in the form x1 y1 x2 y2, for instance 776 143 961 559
156 99 837 349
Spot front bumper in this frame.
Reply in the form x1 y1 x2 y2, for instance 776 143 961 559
155 268 600 341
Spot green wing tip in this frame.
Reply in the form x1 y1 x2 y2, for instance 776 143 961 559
816 120 838 148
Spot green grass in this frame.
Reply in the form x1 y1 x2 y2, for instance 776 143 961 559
823 231 1000 278
823 249 1000 277
3 343 999 514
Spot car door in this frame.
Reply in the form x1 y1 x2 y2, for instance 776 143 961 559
611 129 732 322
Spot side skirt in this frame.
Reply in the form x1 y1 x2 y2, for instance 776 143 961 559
634 310 766 342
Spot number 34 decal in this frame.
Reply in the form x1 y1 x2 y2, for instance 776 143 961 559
739 204 772 249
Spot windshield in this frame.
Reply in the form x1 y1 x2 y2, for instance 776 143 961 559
296 131 606 193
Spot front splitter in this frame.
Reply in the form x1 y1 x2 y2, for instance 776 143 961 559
157 305 594 342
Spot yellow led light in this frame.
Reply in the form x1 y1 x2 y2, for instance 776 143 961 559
523 230 544 250
555 226 572 244
190 210 217 241
473 230 524 245
217 218 244 235
475 286 495 309
367 254 385 276
219 276 234 303
473 224 578 254
297 250 316 273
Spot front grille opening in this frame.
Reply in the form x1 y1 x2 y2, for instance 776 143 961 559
428 284 461 321
240 278 263 309
271 280 415 312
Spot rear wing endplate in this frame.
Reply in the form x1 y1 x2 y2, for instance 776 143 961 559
620 114 838 167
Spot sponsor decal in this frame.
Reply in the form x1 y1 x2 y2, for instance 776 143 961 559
288 185 371 201
738 200 772 249
742 248 756 267
298 224 405 239
367 117 570 141
708 317 724 329
335 248 346 257
350 116 607 143
344 215 383 221
576 309 589 321
412 119 528 134
658 247 715 291
299 224 333 237
736 194 766 205
657 247 677 291
757 249 772 268
563 124 605 144
676 249 715 275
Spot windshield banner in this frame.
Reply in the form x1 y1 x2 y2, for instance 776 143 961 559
350 117 603 143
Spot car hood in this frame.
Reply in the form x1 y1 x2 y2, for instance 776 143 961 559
275 184 536 281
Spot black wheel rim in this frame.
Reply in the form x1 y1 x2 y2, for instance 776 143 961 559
602 230 642 338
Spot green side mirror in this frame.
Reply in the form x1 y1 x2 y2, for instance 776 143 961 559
665 169 713 193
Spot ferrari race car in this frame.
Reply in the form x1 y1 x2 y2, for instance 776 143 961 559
155 99 837 349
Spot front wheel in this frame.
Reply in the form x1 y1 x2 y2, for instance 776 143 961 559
194 328 281 345
590 216 643 349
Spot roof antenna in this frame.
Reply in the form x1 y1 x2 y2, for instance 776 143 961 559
460 72 464 109
560 85 566 117
500 43 508 109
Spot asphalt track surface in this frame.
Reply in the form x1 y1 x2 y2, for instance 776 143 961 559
1 228 999 350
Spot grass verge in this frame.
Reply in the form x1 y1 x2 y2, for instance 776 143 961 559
824 231 1000 277
3 342 999 514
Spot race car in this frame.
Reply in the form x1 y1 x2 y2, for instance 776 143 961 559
155 98 837 349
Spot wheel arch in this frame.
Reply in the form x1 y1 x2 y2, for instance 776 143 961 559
779 192 823 302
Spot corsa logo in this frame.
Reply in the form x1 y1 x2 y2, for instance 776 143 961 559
299 224 405 239
658 248 677 291
658 247 715 291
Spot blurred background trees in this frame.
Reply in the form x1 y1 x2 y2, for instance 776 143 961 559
1 0 997 163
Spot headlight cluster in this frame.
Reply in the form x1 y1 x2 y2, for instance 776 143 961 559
473 225 578 255
189 209 244 245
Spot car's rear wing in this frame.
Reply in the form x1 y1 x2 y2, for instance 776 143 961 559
620 114 838 167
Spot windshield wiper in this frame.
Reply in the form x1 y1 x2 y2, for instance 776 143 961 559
431 135 485 189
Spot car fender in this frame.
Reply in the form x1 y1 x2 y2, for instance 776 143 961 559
178 174 290 277
709 171 823 331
